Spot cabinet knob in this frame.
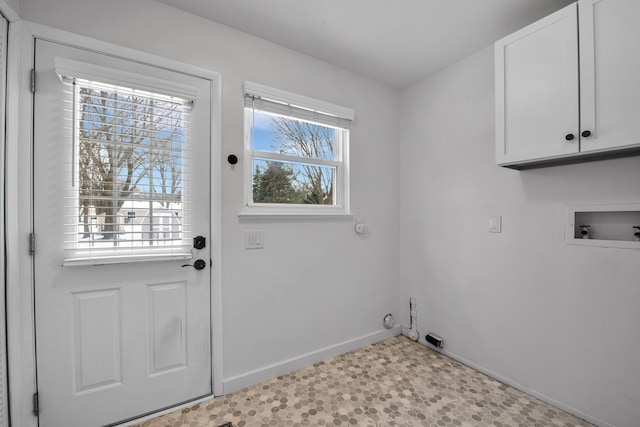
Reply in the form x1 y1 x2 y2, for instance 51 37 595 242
565 133 575 141
581 130 592 138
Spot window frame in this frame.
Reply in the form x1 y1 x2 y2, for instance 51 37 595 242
241 82 353 217
54 59 199 265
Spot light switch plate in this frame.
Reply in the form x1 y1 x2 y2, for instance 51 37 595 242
489 215 502 233
245 230 264 249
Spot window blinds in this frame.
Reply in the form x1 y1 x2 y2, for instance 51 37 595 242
244 81 354 129
55 57 198 103
60 73 193 264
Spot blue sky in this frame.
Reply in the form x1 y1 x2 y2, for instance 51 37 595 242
250 110 335 158
251 110 277 151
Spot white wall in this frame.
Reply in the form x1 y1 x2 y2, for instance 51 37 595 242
399 46 640 427
19 0 401 391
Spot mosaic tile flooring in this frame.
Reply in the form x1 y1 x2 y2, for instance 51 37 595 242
133 336 592 427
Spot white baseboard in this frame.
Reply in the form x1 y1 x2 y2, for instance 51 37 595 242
223 326 401 394
416 338 611 427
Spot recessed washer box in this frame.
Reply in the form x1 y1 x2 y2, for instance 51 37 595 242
566 204 640 249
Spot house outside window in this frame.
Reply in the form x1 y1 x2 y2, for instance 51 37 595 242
243 82 354 216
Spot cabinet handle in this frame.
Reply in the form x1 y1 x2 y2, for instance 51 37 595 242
581 130 592 138
565 133 575 141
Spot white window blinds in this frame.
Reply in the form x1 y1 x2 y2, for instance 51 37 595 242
56 57 198 103
59 68 194 264
244 81 354 129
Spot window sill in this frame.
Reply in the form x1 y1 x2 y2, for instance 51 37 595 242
238 212 355 221
63 252 192 267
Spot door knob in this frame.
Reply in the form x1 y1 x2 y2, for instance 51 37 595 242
581 130 592 138
565 133 575 141
182 259 207 270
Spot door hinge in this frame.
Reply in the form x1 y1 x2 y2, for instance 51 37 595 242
32 392 39 416
30 69 36 93
29 232 35 255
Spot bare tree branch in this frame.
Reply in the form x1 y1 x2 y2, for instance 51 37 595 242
269 117 334 204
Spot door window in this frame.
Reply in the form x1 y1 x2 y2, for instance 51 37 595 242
55 62 197 264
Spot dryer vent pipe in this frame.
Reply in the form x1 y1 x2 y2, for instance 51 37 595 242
401 298 419 341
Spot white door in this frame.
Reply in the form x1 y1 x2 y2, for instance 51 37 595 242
578 0 640 153
33 39 213 426
495 2 580 164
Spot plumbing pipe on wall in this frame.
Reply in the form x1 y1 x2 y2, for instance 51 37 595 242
401 298 419 341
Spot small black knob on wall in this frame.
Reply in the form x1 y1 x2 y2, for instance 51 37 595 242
581 130 592 138
227 154 238 165
565 133 575 141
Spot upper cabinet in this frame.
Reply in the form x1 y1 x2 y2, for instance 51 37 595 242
495 0 640 169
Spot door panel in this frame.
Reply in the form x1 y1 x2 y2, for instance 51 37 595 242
73 289 122 394
34 39 212 427
148 282 188 374
496 3 580 164
579 0 640 152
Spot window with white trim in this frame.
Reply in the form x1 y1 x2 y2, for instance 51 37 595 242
243 82 353 215
56 59 197 263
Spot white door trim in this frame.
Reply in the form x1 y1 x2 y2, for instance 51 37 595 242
0 6 16 427
6 21 223 427
6 20 38 427
0 0 19 22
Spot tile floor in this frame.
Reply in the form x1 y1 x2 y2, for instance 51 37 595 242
133 336 592 427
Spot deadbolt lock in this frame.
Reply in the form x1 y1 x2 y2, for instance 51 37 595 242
193 236 206 250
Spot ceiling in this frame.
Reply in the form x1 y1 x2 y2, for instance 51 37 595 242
158 0 574 90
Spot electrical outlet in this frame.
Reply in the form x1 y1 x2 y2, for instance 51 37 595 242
489 215 502 233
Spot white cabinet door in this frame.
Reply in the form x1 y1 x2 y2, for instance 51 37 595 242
495 3 580 165
579 0 640 153
34 40 213 427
